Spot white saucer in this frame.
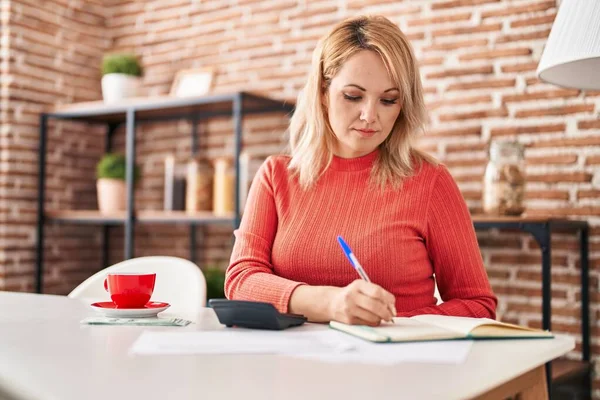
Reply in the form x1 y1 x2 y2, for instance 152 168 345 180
90 301 170 318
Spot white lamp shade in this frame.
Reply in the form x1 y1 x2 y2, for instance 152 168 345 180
536 0 600 90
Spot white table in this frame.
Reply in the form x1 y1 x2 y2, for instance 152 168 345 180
0 292 574 400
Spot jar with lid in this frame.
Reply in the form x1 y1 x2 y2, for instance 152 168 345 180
213 157 235 216
482 141 526 216
185 157 213 213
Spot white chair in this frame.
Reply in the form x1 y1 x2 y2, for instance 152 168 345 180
433 274 443 305
68 256 207 315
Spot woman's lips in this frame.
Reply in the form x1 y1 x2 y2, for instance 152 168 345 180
355 128 377 138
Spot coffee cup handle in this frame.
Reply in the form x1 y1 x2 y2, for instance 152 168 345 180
103 278 109 292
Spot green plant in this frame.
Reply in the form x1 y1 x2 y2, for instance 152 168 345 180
204 266 226 300
101 53 143 77
96 153 140 181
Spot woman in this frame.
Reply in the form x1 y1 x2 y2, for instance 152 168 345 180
225 15 497 326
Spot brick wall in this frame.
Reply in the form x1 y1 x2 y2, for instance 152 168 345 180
1 0 111 292
1 0 600 394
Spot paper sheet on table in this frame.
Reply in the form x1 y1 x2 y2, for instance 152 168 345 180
130 330 355 355
292 334 473 365
130 329 472 365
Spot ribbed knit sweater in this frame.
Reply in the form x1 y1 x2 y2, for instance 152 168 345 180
225 150 497 319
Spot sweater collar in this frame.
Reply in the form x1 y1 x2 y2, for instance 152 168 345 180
329 148 379 171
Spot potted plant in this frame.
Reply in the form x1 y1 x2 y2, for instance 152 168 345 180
204 265 226 301
101 53 143 103
96 153 139 213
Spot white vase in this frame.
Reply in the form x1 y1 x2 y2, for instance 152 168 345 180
97 178 127 214
101 73 141 104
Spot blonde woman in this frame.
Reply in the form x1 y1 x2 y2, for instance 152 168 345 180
225 15 496 326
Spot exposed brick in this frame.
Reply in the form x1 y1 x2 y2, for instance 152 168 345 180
579 120 600 130
586 156 600 165
446 142 487 153
527 172 593 183
490 123 565 137
515 104 595 118
432 23 502 38
443 158 486 168
447 78 516 91
406 31 426 41
407 12 472 27
510 13 556 28
525 190 570 201
426 65 493 79
432 0 500 10
426 126 481 138
453 173 484 183
426 94 492 110
490 254 568 265
578 190 600 200
526 154 578 165
477 237 522 249
492 285 567 299
502 90 580 103
495 28 551 44
481 1 556 18
461 190 483 200
347 0 421 10
423 38 488 52
487 269 510 279
459 47 532 61
500 62 539 73
529 136 600 148
419 56 444 66
525 77 542 87
438 108 508 122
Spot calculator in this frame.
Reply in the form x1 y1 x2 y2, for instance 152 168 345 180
208 299 308 330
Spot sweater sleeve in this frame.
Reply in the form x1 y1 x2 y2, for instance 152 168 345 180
397 165 497 319
224 157 304 313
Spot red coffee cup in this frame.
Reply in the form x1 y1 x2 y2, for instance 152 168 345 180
103 273 156 308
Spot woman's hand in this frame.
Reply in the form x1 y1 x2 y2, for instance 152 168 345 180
328 280 397 326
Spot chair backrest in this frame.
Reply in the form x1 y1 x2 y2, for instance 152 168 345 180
68 256 207 315
433 274 443 305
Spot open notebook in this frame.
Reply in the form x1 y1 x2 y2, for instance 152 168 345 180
330 314 553 343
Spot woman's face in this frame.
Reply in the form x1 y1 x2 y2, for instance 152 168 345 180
325 50 402 158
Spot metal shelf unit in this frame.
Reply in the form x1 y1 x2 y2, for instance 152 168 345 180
36 91 294 293
472 216 591 399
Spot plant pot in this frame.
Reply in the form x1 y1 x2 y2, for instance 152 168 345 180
101 73 141 104
97 178 126 213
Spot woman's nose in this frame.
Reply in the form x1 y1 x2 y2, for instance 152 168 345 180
360 102 377 124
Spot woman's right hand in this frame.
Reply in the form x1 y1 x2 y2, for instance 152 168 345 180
328 280 397 326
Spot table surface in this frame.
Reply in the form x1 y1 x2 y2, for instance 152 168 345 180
0 291 574 400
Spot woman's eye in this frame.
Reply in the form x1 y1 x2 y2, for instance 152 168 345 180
381 99 398 105
343 94 361 101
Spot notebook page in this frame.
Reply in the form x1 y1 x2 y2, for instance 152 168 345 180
410 315 499 335
371 318 464 341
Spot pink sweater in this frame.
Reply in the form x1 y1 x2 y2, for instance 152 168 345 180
225 150 497 319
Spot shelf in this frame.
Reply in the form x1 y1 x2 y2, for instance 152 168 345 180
551 359 591 384
472 215 587 230
45 210 235 225
47 91 294 124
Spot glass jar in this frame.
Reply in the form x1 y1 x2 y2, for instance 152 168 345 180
213 157 235 216
482 141 526 216
185 157 213 213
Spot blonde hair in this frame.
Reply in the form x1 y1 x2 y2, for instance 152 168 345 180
288 15 437 189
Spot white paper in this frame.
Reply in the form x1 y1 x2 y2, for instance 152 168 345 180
294 334 473 365
130 328 472 365
130 330 355 355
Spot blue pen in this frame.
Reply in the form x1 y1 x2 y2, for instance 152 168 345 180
337 235 397 320
337 236 371 282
